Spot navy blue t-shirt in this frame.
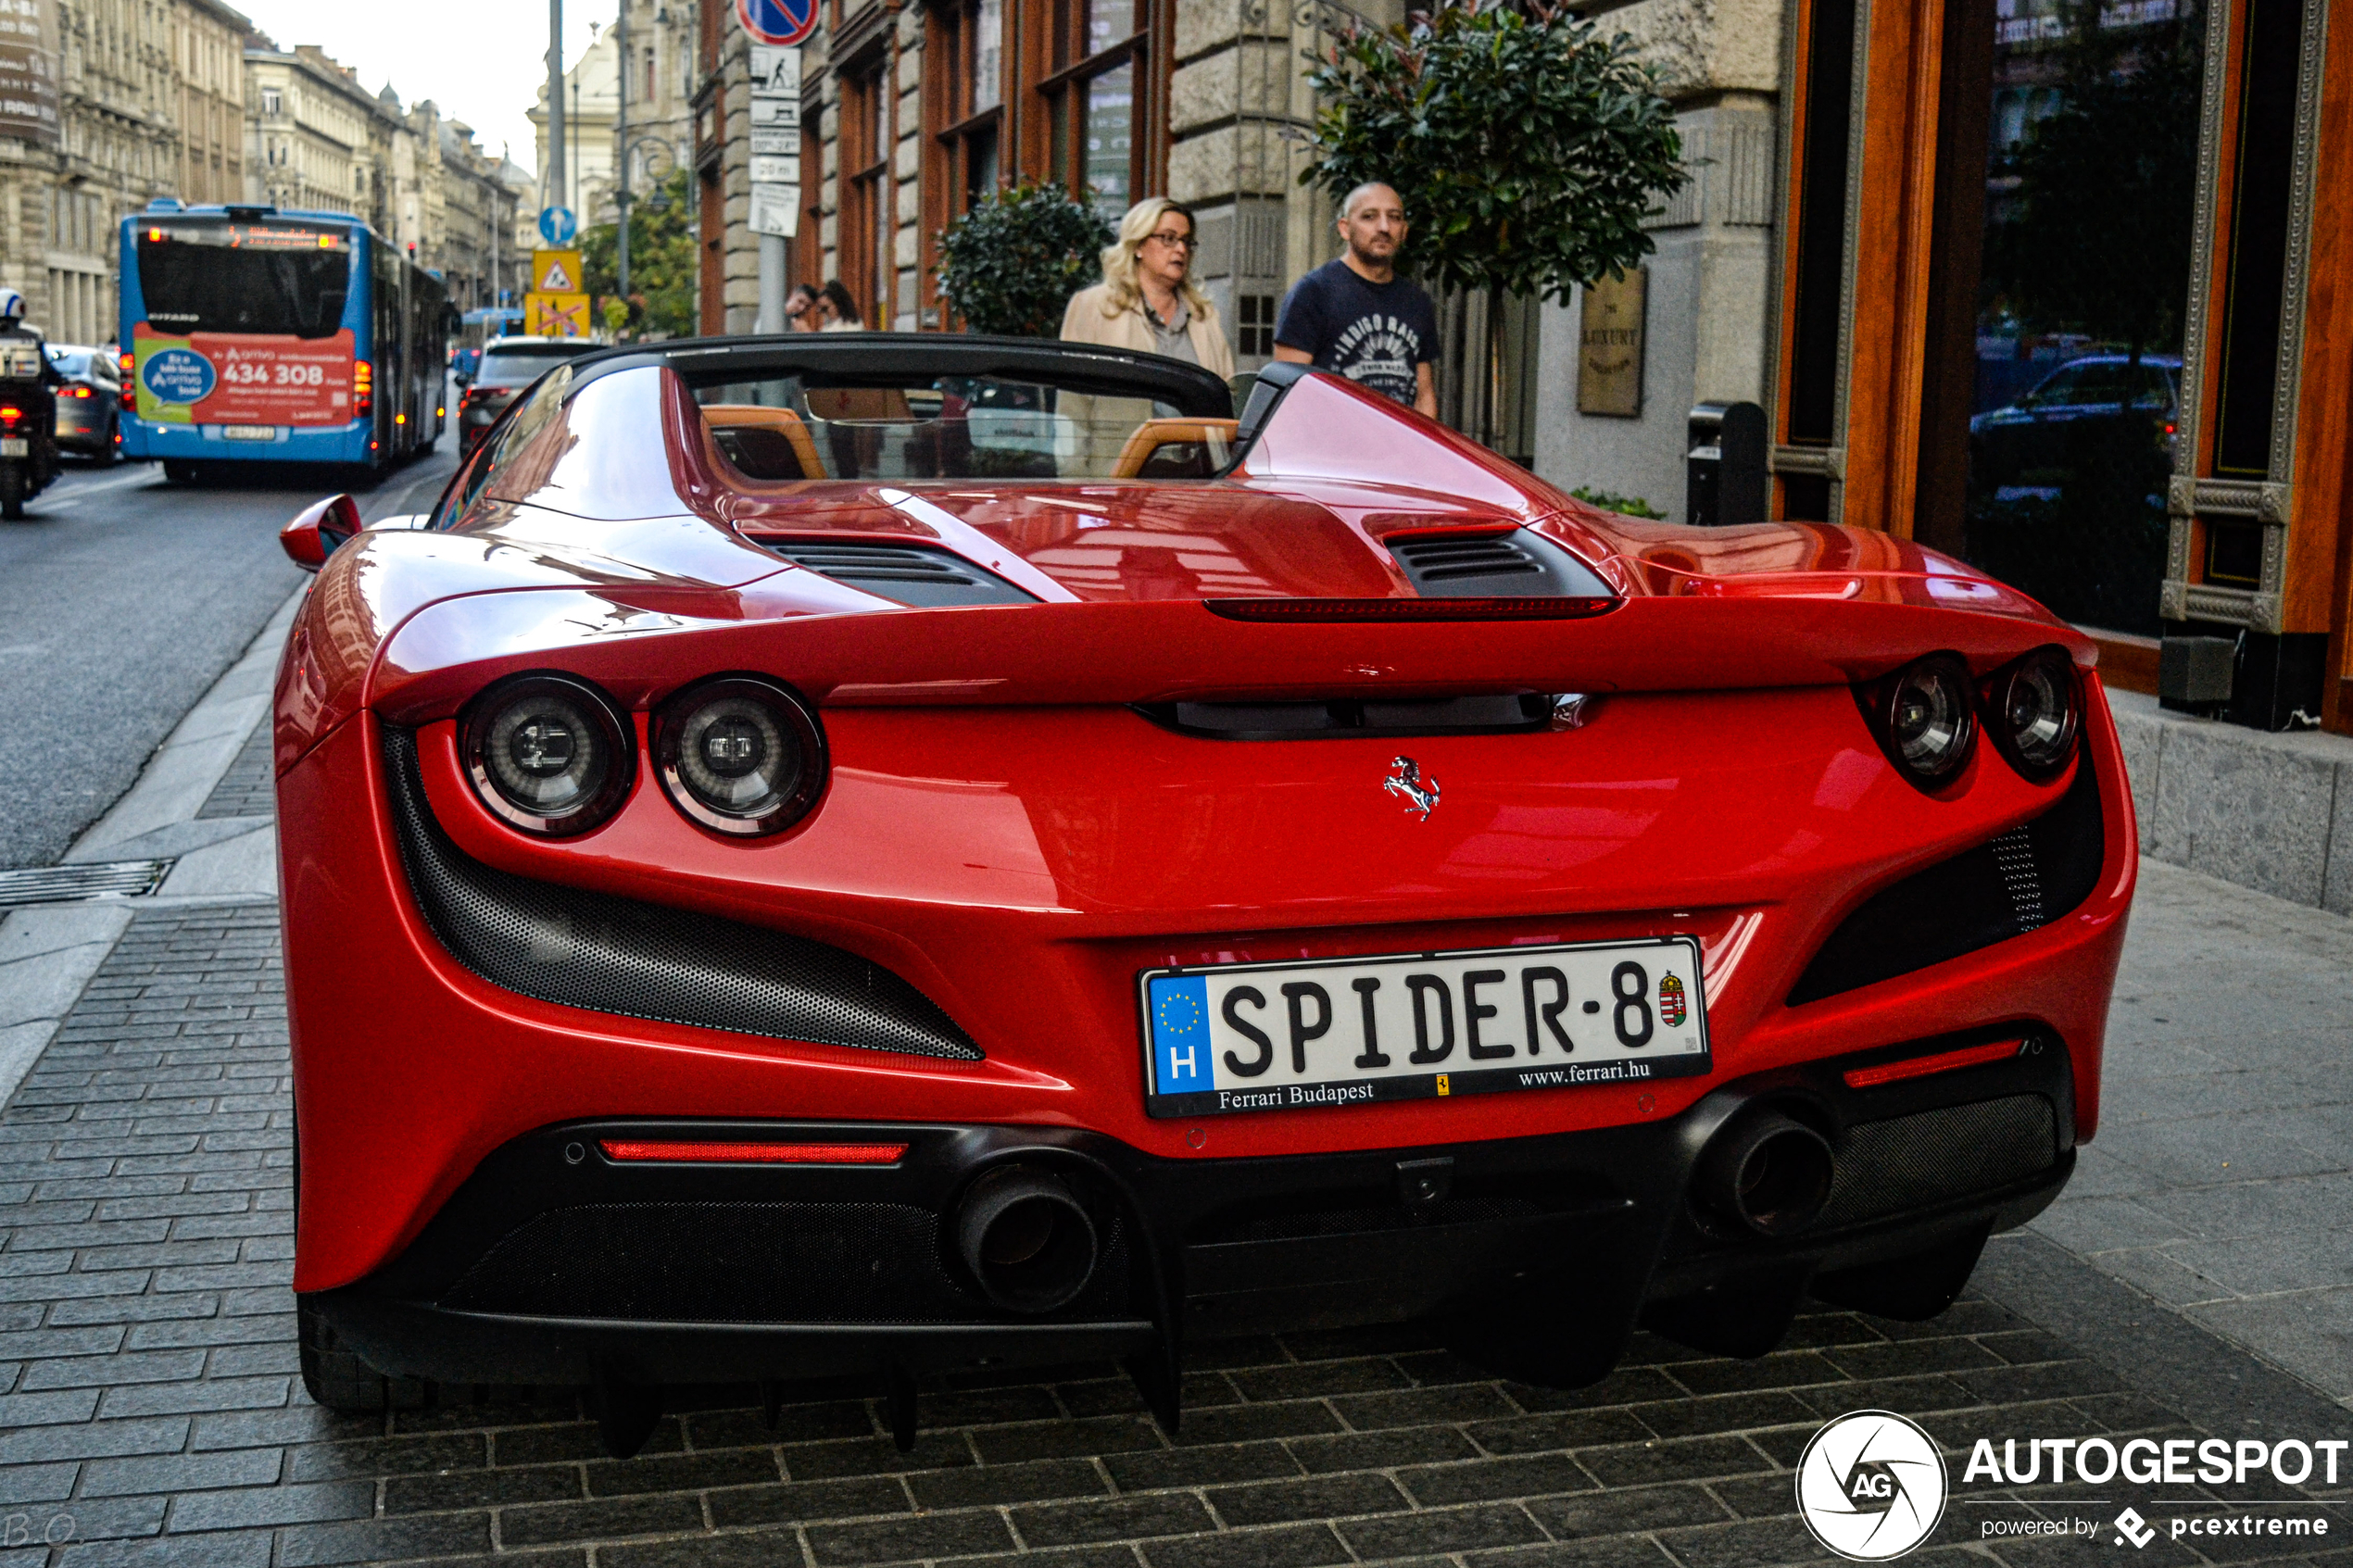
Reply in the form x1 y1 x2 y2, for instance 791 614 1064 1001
1272 259 1439 407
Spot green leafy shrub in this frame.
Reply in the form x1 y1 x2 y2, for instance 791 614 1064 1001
934 183 1118 337
579 169 699 339
1302 1 1688 307
1569 485 1667 520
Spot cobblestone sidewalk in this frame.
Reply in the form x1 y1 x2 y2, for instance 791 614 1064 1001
0 906 2346 1568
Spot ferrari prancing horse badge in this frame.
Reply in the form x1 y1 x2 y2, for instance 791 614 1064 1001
1384 757 1440 820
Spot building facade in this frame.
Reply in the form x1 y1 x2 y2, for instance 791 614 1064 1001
530 0 701 239
171 0 244 205
244 44 386 221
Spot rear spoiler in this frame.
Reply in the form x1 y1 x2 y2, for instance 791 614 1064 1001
360 589 2093 731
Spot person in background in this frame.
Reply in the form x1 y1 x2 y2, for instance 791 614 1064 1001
1060 198 1235 379
1272 182 1438 417
784 283 822 332
819 281 864 332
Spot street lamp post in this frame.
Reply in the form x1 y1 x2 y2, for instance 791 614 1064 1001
614 131 678 332
617 0 629 305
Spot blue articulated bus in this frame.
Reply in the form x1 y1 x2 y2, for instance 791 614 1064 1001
118 203 452 480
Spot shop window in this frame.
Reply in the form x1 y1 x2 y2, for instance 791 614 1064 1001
1237 293 1274 357
929 0 1005 226
2210 0 2302 478
1939 0 2207 635
1036 0 1142 213
842 66 889 325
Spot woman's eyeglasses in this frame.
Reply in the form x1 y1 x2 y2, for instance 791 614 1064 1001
1144 231 1196 251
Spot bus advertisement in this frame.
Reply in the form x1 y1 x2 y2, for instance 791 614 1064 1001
117 204 451 480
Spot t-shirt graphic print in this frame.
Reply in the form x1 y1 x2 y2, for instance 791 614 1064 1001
1272 259 1440 408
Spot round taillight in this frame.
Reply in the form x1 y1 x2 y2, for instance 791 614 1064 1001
461 674 635 835
654 676 826 836
1989 646 2080 781
1868 655 1977 789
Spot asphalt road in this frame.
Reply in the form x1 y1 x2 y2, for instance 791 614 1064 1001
0 443 459 870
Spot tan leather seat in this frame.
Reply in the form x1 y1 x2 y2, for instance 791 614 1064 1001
702 404 824 481
804 386 913 423
1112 418 1241 479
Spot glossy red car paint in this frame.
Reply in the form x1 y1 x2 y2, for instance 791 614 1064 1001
275 346 2135 1330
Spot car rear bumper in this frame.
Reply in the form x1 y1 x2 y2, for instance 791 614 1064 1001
307 1031 2074 1399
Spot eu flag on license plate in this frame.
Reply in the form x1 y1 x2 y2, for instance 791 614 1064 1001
1148 975 1210 1094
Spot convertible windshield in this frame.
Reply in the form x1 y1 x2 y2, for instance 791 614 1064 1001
693 372 1239 483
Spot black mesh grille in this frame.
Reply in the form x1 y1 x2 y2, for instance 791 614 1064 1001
1389 532 1614 598
381 728 982 1060
766 543 1038 607
1818 1096 2057 1228
1788 748 2105 1004
437 1200 1130 1323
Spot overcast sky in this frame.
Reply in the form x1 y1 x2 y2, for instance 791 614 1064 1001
235 0 617 182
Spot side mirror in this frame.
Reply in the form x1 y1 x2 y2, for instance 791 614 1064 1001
280 493 362 571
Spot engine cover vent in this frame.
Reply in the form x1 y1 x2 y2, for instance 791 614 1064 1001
768 542 1038 608
1389 531 1614 599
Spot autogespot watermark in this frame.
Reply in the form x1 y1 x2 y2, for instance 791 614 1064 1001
1795 1413 2347 1560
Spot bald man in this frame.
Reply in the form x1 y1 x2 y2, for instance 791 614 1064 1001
1271 182 1439 417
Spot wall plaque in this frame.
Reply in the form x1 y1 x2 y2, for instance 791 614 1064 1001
1578 269 1647 418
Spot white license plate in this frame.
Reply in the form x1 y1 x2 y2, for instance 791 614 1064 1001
0 438 26 457
1140 937 1710 1118
221 424 277 442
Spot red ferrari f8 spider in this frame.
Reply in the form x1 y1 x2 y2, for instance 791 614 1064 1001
274 338 2134 1454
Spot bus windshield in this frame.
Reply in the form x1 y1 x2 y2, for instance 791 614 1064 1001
135 221 352 339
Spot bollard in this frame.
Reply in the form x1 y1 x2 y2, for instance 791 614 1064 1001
1687 401 1768 526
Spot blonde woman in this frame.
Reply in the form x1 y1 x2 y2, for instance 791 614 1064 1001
1060 198 1236 379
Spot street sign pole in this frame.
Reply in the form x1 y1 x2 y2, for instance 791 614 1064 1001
748 43 802 332
547 0 564 224
615 0 630 313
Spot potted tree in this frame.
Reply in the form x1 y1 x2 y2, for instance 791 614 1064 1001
1304 0 1688 447
935 183 1119 337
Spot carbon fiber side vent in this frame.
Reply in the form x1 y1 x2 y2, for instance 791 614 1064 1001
1389 531 1615 598
1787 750 2105 1005
380 728 982 1060
768 542 1038 608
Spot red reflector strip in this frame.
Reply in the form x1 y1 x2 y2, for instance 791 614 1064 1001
598 1139 908 1165
1843 1039 2023 1090
1207 596 1620 623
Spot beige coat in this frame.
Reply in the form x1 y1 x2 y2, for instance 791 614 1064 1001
1059 282 1236 382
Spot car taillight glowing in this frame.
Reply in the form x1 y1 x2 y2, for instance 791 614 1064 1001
0 407 21 425
1858 654 1977 791
1985 646 2081 781
67 386 89 398
353 358 372 416
654 676 827 837
118 351 133 381
598 1140 907 1164
460 673 635 836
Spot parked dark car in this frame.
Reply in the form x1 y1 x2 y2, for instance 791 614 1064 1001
457 336 601 455
46 344 121 463
1969 354 2181 494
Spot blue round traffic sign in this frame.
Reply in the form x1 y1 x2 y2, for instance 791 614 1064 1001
537 207 578 245
737 0 815 46
141 347 216 406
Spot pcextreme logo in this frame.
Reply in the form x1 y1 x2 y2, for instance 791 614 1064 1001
1796 1411 1950 1561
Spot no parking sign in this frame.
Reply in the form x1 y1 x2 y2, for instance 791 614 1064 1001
737 0 814 46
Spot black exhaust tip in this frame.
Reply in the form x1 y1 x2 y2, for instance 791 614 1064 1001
1695 1109 1835 1237
954 1166 1100 1313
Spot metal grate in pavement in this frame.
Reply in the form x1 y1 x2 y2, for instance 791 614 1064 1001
0 858 173 909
